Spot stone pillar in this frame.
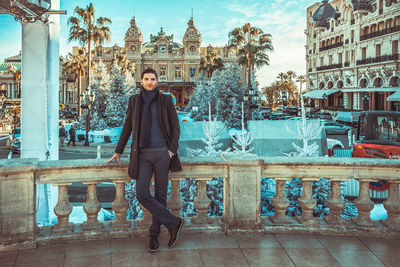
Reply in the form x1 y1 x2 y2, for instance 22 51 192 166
353 92 361 110
371 93 376 110
298 180 317 224
168 179 183 217
111 181 130 228
353 181 375 226
82 183 101 230
271 179 290 224
225 159 262 229
369 92 373 110
383 182 400 229
192 179 212 224
325 180 345 225
53 184 73 232
343 93 350 109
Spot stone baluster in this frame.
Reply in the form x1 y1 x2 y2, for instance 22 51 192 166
325 180 345 225
298 180 317 224
383 182 400 229
82 183 102 230
53 184 73 232
192 179 212 224
353 180 375 227
271 179 290 224
168 179 183 217
111 181 130 228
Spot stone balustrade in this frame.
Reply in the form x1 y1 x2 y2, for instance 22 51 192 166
1 156 400 251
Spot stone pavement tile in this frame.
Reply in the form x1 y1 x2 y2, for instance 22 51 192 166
374 250 400 267
111 252 157 267
0 251 17 267
327 248 385 267
158 235 197 250
242 248 295 267
193 234 239 249
111 237 149 254
200 248 249 267
64 254 111 267
15 259 64 267
360 238 400 253
316 236 370 251
233 234 281 249
157 249 203 267
16 244 64 263
285 248 340 267
275 234 324 249
65 239 110 258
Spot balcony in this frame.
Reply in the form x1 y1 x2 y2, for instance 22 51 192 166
360 25 400 41
319 42 343 52
344 61 350 67
316 63 343 71
356 54 399 65
308 67 313 72
1 156 400 254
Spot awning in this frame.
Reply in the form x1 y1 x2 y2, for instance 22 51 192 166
302 89 339 99
340 87 399 93
387 90 400 102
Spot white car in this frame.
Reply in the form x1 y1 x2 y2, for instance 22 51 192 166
327 138 345 150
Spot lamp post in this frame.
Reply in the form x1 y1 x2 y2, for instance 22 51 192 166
80 87 95 146
281 91 287 113
362 93 370 110
322 93 327 109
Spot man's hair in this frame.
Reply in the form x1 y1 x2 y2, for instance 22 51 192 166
141 68 158 80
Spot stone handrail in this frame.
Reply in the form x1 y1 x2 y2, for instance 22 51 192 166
1 156 400 251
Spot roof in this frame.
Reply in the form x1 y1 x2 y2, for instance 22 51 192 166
312 0 338 24
5 53 21 62
387 90 400 102
0 62 21 72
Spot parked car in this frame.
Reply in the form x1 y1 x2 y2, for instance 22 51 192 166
327 138 345 150
324 122 352 135
6 128 20 149
10 138 20 153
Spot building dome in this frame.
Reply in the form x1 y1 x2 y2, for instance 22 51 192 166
124 17 143 43
312 0 340 30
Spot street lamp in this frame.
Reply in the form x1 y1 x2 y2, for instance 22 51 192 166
80 87 95 146
281 91 287 113
322 93 328 109
362 93 370 110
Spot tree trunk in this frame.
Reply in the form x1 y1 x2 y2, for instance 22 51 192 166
78 70 81 116
247 51 252 121
87 34 91 89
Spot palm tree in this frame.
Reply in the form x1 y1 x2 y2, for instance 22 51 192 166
67 3 111 89
286 71 297 82
276 72 287 83
229 23 273 119
296 75 307 108
199 52 224 78
114 52 135 77
62 48 88 115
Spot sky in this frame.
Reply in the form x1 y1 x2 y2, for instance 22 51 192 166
0 0 317 88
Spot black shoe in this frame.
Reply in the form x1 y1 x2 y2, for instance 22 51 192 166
149 236 159 252
168 218 184 248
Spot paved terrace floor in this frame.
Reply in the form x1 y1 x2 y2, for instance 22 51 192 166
1 233 400 267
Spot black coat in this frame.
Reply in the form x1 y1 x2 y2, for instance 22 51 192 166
115 90 182 179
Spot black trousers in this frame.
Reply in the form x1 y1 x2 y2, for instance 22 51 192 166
136 149 179 236
67 136 75 146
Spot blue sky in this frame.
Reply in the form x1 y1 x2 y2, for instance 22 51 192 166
0 0 316 87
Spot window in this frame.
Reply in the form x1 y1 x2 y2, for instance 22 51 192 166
68 91 74 104
393 40 399 55
345 50 350 62
362 47 367 60
159 66 166 77
329 55 333 65
351 50 355 62
320 57 324 66
338 53 343 64
351 30 354 43
376 44 381 57
175 66 182 79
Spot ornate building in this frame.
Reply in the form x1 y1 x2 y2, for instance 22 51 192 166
305 0 400 111
90 16 238 107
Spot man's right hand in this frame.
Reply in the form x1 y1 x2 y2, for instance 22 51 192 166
107 153 121 164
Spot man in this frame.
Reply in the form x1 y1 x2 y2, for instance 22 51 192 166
67 125 76 146
59 125 66 146
107 68 183 252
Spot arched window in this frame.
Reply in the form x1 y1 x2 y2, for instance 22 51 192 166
360 79 368 88
337 80 344 89
374 77 383 87
319 82 324 89
328 81 334 89
390 76 399 87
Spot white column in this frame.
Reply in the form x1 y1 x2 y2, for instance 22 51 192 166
353 92 361 110
343 93 349 109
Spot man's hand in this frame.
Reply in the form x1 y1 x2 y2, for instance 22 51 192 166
107 153 121 164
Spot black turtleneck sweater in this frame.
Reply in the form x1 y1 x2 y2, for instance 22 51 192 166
138 88 168 149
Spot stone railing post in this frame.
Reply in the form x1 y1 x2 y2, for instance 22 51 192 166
168 179 183 217
111 181 130 228
271 179 290 224
53 184 73 232
298 180 317 224
82 183 102 230
353 180 375 226
225 159 261 229
192 179 212 224
325 180 345 225
383 182 400 229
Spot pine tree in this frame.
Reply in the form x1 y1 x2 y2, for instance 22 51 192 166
104 62 130 128
185 74 214 121
90 60 110 130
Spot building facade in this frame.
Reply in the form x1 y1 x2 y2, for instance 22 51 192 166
305 0 400 111
90 16 238 107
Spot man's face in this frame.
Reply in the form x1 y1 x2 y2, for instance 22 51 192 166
141 73 158 91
